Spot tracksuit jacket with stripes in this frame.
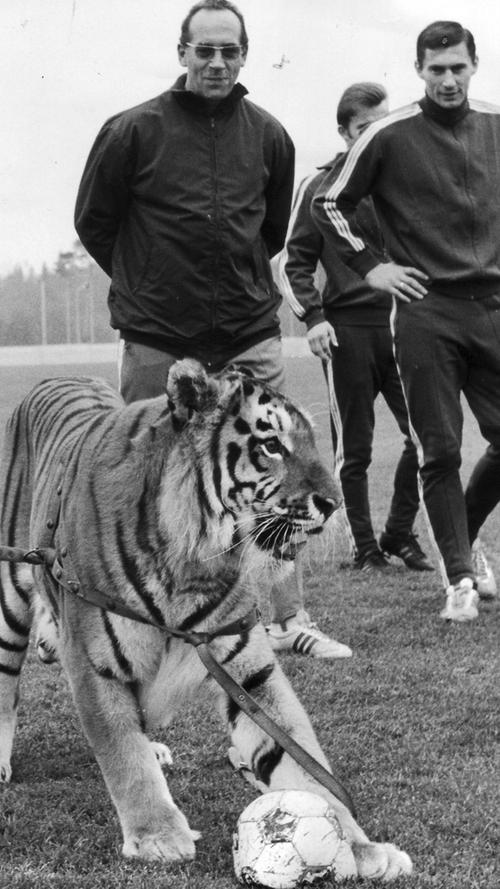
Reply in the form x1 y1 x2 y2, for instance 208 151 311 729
311 95 500 297
279 153 390 328
75 75 295 367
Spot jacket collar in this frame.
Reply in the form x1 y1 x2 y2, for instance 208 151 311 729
170 74 248 116
419 94 470 127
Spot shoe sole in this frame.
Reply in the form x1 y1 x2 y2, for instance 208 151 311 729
314 649 353 659
269 642 353 659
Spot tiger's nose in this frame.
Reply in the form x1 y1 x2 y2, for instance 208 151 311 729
312 493 341 520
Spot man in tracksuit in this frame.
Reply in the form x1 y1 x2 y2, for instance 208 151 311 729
74 0 351 658
280 82 432 574
312 20 499 621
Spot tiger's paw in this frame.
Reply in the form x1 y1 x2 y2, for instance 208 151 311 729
150 741 174 768
122 824 200 862
352 841 413 882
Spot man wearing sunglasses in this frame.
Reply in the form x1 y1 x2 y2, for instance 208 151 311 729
75 0 351 660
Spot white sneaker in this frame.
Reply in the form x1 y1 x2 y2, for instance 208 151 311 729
267 610 352 659
471 540 497 600
440 577 479 622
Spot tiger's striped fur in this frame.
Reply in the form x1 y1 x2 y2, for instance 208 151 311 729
0 360 411 878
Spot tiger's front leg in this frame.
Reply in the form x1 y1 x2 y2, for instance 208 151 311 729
59 622 198 863
213 623 413 883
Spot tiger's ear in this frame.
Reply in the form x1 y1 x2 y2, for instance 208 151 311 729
166 359 217 429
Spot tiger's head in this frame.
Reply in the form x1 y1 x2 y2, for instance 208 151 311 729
162 359 342 569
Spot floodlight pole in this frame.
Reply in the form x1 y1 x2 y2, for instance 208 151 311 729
40 277 47 346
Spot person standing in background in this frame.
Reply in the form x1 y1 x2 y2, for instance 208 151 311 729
75 0 351 658
312 22 498 621
280 82 432 574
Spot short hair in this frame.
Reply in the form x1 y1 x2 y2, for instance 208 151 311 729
416 21 476 67
179 0 249 49
336 82 388 128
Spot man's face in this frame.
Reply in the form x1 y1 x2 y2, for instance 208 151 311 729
338 100 389 149
178 9 246 100
416 41 478 108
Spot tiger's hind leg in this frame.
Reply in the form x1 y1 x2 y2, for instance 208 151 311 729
0 562 34 783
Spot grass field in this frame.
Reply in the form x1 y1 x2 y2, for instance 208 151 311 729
0 358 498 889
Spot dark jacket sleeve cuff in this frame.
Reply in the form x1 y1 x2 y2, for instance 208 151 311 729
304 308 326 331
350 249 380 278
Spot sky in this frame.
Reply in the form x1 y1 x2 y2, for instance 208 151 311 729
2 0 500 274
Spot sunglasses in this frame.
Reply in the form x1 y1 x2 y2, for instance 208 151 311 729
184 42 243 60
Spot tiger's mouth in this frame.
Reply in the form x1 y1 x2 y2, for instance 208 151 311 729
253 517 321 561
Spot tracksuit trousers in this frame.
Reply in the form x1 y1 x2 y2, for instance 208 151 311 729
329 323 420 558
393 290 500 586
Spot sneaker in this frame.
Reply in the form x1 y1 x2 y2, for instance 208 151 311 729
353 548 389 573
471 540 497 600
266 610 352 659
379 531 434 572
440 577 479 622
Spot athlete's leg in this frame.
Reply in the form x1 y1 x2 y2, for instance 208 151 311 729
330 325 379 559
463 295 500 541
379 330 420 537
393 295 470 586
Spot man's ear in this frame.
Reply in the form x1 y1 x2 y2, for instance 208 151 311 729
178 43 188 68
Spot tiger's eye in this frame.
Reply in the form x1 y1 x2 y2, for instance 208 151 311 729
262 438 282 456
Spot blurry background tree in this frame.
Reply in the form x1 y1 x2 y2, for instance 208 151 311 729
0 241 114 346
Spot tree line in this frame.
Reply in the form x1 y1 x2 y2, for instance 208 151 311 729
0 242 114 347
0 241 303 347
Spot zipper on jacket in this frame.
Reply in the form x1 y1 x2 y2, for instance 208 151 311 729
210 116 220 338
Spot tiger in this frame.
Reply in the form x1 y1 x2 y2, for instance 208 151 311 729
0 359 412 880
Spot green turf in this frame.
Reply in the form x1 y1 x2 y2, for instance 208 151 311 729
0 359 498 889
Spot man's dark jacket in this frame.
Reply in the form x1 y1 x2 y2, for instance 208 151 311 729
75 75 295 365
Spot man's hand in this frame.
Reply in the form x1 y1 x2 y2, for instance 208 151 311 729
307 321 338 360
365 262 429 301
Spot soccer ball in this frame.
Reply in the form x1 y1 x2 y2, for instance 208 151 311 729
233 789 357 888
